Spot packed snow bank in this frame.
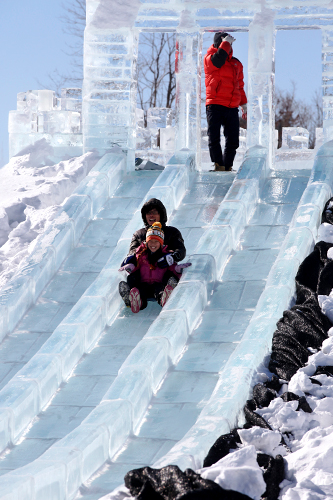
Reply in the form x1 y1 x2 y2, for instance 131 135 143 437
0 139 99 287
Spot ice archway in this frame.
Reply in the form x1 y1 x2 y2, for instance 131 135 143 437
83 0 333 169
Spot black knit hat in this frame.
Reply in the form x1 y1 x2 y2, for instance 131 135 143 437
214 32 229 48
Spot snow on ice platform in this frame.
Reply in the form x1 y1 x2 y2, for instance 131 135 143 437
0 145 332 499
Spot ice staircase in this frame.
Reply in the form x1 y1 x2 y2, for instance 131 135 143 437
0 143 332 500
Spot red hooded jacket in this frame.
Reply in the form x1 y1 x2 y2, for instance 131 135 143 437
204 40 247 108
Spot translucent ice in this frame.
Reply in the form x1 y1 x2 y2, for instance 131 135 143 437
160 127 175 151
38 324 85 380
120 338 171 392
299 182 332 210
83 400 132 459
213 201 247 247
145 309 189 362
13 354 62 410
0 380 39 443
194 227 232 278
63 295 106 351
0 276 34 334
163 281 207 331
147 108 173 130
103 366 152 431
282 127 309 149
9 88 83 160
290 205 322 238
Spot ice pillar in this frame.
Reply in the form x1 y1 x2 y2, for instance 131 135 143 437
175 10 201 163
247 9 276 168
83 1 140 170
322 28 333 141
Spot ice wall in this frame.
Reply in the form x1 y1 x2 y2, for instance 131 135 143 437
83 0 141 170
9 89 83 159
247 9 275 167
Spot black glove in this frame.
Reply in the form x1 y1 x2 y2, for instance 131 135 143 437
172 250 182 262
157 254 174 269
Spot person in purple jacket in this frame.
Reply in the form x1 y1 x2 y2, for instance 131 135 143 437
118 222 190 313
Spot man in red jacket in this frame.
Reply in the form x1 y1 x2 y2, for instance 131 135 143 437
204 32 247 171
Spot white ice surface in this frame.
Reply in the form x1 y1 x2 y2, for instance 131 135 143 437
0 139 99 287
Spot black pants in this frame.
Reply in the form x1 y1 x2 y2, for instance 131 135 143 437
127 270 176 310
206 104 239 168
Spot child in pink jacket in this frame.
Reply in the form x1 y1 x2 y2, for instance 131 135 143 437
119 222 190 313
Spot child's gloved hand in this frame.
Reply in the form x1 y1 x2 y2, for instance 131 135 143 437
118 263 135 273
157 254 174 268
175 262 192 273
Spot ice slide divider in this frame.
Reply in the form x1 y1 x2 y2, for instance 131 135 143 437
0 150 195 500
0 148 267 500
152 141 333 472
0 153 126 344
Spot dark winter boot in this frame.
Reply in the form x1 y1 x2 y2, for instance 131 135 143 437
167 276 178 288
119 281 130 307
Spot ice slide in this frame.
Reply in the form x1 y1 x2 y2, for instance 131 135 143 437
0 142 332 500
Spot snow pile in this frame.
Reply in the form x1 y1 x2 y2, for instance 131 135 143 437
198 445 266 499
191 346 333 500
0 139 99 287
280 334 333 499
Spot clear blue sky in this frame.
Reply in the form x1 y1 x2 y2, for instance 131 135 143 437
0 0 73 167
0 3 323 167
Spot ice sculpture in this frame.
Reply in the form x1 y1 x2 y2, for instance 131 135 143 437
81 0 333 171
282 128 309 149
9 89 83 159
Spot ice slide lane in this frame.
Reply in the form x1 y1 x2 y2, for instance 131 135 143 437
0 149 234 498
88 145 333 499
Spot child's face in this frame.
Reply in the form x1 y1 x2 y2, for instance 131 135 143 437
147 239 161 253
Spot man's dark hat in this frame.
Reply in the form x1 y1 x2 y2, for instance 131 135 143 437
214 32 229 48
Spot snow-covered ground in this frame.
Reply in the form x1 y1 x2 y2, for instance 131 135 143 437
1 143 333 499
194 334 333 500
0 139 99 288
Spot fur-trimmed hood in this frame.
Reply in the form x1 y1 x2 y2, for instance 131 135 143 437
141 198 168 228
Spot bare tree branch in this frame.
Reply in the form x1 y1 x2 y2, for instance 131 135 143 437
39 0 85 94
137 32 176 124
275 82 322 149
